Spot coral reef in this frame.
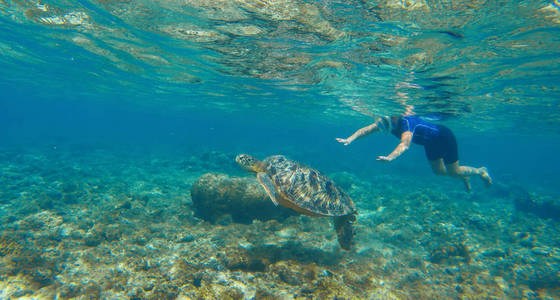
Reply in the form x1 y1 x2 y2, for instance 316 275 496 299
0 146 559 299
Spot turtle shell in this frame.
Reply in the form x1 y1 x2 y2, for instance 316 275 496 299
262 155 356 217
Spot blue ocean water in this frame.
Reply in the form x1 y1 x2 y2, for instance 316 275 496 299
1 0 560 298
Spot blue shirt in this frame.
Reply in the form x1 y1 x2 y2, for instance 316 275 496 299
392 116 441 145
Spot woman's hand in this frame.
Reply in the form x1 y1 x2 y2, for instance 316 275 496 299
376 156 393 162
336 137 352 146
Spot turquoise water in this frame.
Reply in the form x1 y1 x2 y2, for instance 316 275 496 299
1 0 560 298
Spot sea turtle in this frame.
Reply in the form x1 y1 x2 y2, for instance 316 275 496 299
236 154 357 250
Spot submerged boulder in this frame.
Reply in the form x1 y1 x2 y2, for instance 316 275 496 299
191 173 295 224
511 185 560 221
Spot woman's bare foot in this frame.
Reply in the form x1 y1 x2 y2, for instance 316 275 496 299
479 167 492 187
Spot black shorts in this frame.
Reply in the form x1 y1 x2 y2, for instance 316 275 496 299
424 125 458 165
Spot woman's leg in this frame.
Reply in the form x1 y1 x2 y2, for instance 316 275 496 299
428 159 473 191
427 126 492 191
446 162 492 190
429 159 494 192
429 159 446 175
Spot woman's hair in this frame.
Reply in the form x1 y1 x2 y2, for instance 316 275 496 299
378 116 392 133
390 116 401 133
378 115 402 133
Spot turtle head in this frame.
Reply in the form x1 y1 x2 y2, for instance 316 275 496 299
236 154 264 173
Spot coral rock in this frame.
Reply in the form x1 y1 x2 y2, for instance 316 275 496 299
513 186 560 221
191 173 295 223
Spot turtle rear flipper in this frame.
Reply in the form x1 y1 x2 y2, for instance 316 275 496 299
257 172 279 206
334 214 356 250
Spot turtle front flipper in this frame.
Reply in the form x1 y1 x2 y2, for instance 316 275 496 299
334 214 356 250
257 172 279 206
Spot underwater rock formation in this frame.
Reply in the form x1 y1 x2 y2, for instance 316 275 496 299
191 172 295 223
511 185 560 221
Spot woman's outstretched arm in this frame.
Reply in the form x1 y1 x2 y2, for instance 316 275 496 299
336 118 382 146
377 131 412 162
